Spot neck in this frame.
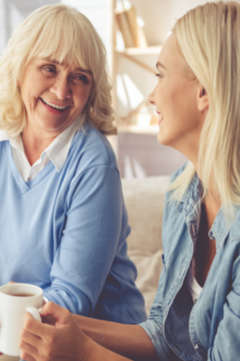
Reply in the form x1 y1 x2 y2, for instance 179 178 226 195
21 128 57 165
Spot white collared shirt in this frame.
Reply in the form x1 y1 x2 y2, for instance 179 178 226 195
0 119 81 181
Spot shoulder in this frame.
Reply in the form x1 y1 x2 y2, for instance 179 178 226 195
163 163 201 222
64 124 119 183
229 209 240 243
165 162 188 201
169 162 188 183
70 124 117 169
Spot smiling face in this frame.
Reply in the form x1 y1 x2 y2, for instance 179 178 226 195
149 34 206 162
19 57 93 136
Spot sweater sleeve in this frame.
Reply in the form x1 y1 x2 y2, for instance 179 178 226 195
43 164 130 314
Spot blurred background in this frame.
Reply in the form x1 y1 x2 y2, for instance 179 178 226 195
0 0 228 178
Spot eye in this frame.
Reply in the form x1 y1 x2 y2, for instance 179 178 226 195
155 72 164 79
41 64 57 76
71 73 90 85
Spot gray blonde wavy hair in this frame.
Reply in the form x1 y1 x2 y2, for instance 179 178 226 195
0 4 116 136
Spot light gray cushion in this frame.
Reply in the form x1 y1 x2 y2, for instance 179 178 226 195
121 176 169 313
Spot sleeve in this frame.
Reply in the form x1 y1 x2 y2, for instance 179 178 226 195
44 164 127 314
139 184 183 361
140 311 175 361
139 257 181 361
207 254 240 360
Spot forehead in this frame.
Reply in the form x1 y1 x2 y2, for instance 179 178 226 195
29 56 91 74
157 34 188 73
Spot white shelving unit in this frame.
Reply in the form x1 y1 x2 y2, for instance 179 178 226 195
111 0 161 134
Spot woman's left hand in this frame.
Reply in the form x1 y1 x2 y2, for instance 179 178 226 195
20 302 88 361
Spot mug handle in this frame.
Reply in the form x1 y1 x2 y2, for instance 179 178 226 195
26 306 41 322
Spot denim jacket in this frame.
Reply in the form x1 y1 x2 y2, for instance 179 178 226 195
140 165 240 361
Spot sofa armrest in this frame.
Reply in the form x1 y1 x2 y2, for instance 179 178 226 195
121 176 169 314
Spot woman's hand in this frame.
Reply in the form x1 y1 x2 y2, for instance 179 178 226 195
20 302 90 361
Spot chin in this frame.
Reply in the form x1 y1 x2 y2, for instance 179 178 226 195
157 133 169 146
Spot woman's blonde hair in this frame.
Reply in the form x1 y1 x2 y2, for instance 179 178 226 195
0 4 116 135
170 1 240 214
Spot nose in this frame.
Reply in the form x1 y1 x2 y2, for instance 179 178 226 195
148 87 156 105
50 75 71 100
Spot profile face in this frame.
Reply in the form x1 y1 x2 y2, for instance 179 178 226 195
149 34 204 157
19 57 93 134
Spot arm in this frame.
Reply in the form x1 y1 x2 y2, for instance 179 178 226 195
20 303 131 361
205 254 240 360
20 302 157 361
73 312 158 361
45 164 135 316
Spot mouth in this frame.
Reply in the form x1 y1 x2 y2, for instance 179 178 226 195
39 97 70 112
156 111 163 124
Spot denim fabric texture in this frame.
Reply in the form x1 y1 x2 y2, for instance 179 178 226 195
140 164 240 361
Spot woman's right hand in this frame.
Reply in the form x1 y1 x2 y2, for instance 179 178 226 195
20 301 90 361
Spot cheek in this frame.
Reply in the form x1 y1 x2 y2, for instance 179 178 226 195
155 81 179 108
75 87 91 107
20 77 40 100
169 82 196 115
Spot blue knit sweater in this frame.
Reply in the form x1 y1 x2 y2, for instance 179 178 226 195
0 124 146 323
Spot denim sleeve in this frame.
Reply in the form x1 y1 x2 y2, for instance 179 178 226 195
138 176 185 360
207 255 240 360
139 258 180 361
44 165 126 314
140 319 176 361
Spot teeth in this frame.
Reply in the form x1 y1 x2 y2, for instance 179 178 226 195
41 98 69 110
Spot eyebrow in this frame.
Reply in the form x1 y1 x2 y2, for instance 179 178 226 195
44 58 92 75
156 61 167 71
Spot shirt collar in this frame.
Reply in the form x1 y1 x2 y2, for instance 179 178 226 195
181 172 203 219
0 117 83 171
44 119 81 170
180 172 232 247
0 130 10 142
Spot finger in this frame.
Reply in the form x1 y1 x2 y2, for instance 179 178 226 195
20 351 36 361
40 301 68 317
40 302 70 324
42 312 57 325
24 312 54 337
20 340 39 360
21 329 41 345
39 302 57 325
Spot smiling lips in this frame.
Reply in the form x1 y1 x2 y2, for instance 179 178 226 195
40 97 70 112
156 111 163 124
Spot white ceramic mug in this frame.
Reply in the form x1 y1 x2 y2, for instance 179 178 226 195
0 282 43 356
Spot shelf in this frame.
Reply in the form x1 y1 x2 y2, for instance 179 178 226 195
111 0 160 136
116 45 161 56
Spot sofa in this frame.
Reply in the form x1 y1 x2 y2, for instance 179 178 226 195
121 176 170 314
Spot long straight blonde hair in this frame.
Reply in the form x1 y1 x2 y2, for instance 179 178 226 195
170 1 240 215
0 4 116 136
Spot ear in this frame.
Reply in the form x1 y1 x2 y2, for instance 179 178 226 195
196 86 209 112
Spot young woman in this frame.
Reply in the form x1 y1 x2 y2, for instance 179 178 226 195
20 2 240 361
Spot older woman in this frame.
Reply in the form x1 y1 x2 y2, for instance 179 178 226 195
20 2 240 361
0 4 146 323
